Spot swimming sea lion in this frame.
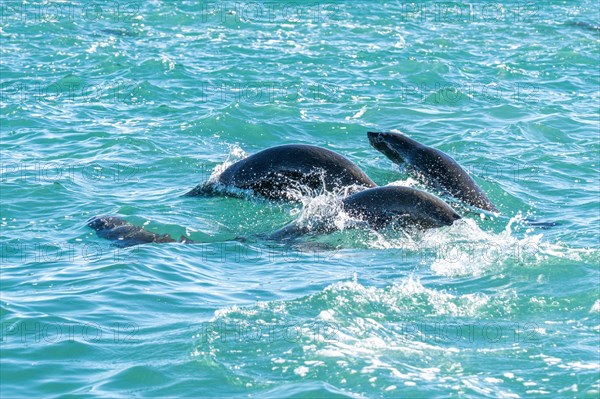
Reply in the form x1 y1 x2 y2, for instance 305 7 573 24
367 131 498 212
185 144 377 200
268 185 461 241
88 216 193 248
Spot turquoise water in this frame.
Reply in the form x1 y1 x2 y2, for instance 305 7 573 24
1 1 599 397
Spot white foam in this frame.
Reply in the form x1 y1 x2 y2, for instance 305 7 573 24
293 366 309 377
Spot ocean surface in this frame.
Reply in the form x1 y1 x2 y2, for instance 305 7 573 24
1 1 599 398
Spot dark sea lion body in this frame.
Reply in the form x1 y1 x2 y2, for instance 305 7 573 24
268 186 461 240
88 216 192 248
368 132 498 212
185 144 376 199
342 186 461 229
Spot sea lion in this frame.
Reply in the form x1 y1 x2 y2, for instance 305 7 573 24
87 216 193 248
268 186 461 241
342 185 461 229
367 131 498 212
185 144 377 200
